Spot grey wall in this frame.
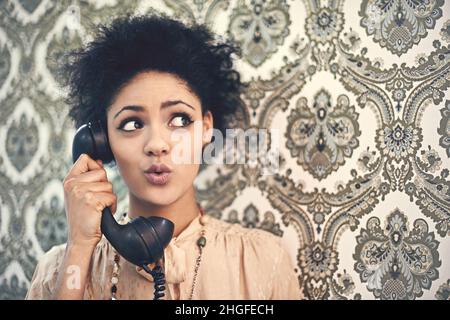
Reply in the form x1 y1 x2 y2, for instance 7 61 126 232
0 0 449 300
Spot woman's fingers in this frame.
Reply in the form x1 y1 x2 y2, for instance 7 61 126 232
72 181 114 193
86 192 117 215
69 169 108 183
67 154 102 179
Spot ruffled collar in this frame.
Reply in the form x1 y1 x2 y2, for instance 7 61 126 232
119 212 203 284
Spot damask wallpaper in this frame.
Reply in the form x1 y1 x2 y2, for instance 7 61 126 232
0 0 449 300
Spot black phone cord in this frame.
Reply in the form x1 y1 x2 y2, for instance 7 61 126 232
142 263 166 300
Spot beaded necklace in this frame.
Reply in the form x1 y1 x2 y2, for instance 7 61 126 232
110 206 208 300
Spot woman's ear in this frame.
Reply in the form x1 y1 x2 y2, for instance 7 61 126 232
202 111 213 147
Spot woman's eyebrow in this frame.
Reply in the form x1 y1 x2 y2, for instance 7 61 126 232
113 105 144 119
113 100 195 119
161 100 195 110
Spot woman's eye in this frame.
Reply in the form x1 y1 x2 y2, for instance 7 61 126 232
119 119 143 132
169 114 193 127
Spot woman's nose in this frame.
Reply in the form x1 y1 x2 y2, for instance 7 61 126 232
143 125 170 157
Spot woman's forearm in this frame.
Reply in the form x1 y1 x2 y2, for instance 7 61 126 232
53 242 96 300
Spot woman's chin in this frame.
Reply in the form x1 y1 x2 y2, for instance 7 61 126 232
140 186 179 205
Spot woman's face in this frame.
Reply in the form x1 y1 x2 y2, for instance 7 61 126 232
107 71 213 206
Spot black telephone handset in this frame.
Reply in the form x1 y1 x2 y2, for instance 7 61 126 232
71 120 174 299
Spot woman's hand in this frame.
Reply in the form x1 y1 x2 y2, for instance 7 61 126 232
63 153 117 248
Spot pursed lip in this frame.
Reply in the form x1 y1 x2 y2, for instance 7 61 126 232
143 163 172 186
144 163 172 174
144 172 171 185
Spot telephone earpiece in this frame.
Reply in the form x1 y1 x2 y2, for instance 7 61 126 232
71 120 174 269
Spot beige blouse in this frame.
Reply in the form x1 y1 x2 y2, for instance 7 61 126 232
26 213 303 300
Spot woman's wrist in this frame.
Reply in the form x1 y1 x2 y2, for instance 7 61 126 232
66 237 100 252
54 239 96 300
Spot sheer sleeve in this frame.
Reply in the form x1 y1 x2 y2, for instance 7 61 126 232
236 227 303 300
25 244 66 300
269 242 304 299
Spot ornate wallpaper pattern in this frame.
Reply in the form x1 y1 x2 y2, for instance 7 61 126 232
0 0 449 300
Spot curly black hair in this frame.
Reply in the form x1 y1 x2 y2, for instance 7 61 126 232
61 14 245 136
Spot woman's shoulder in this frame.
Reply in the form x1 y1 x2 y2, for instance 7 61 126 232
25 243 67 299
204 215 302 299
36 243 67 272
206 215 284 250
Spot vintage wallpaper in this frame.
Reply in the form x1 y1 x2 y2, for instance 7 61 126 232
0 0 449 300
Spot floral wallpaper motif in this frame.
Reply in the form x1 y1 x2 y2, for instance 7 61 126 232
286 89 361 180
0 0 448 300
228 0 291 67
305 5 343 44
438 100 450 157
354 208 440 300
359 0 445 56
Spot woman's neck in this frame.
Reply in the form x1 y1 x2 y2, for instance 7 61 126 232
127 186 200 238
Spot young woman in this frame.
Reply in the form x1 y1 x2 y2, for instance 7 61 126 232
26 14 302 300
